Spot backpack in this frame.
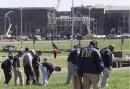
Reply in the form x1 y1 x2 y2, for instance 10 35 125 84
1 59 10 69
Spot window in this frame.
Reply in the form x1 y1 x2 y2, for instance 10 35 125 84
116 17 119 20
125 17 128 21
120 17 123 20
125 23 128 26
120 23 123 26
105 17 108 20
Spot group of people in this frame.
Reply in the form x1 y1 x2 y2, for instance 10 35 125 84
66 40 114 89
1 47 61 86
1 40 114 89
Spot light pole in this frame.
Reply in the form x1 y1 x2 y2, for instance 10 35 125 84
71 0 74 50
4 11 13 34
20 7 23 36
87 7 92 34
15 25 18 37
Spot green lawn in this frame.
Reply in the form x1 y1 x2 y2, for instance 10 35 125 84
0 39 130 89
0 55 130 89
0 39 130 52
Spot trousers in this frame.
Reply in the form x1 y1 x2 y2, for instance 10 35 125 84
24 65 36 85
13 68 24 85
41 66 48 86
72 73 83 89
3 69 12 85
83 73 100 89
33 66 39 83
101 67 110 87
66 61 76 84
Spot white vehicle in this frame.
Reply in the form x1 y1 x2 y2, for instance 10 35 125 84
121 33 130 38
34 35 42 40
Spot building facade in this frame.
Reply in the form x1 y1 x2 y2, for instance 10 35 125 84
0 6 130 37
73 6 105 35
104 9 130 35
0 7 54 36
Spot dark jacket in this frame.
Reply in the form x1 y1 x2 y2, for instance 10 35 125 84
78 47 104 74
100 47 113 68
67 50 78 65
32 54 40 69
42 62 55 73
2 59 12 71
13 56 20 68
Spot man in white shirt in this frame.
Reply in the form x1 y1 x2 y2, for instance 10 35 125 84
23 48 36 85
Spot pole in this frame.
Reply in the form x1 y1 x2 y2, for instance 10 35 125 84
15 25 17 37
88 7 91 34
71 0 74 50
20 7 23 35
4 15 6 34
87 7 92 35
33 38 36 50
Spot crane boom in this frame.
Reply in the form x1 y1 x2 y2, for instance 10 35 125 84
5 24 12 37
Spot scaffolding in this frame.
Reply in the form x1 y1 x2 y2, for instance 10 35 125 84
48 11 96 36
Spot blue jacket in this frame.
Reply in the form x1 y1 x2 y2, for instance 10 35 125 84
100 47 113 68
67 50 78 65
78 47 104 74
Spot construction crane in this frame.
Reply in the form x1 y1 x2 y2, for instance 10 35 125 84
55 0 62 10
5 23 12 38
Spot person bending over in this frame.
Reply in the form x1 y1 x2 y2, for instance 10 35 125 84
41 58 61 86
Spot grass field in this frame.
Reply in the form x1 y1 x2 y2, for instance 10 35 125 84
0 39 130 89
0 55 130 89
0 39 130 52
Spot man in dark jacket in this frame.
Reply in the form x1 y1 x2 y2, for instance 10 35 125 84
65 46 79 85
1 56 13 85
79 40 104 89
100 45 114 87
13 51 24 86
30 50 42 84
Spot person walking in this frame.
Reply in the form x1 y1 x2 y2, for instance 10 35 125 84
65 45 82 89
23 48 36 85
8 46 13 56
1 56 13 85
30 50 42 84
53 48 58 59
52 43 59 59
80 40 104 89
65 48 78 84
100 45 114 87
13 51 24 86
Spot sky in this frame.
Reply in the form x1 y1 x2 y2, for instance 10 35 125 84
0 0 130 11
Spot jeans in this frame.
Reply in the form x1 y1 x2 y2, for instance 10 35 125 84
41 66 48 86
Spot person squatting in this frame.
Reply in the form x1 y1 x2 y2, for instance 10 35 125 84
1 47 61 86
65 40 114 89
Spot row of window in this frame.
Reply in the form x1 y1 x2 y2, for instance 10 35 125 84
105 16 128 21
105 22 128 27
